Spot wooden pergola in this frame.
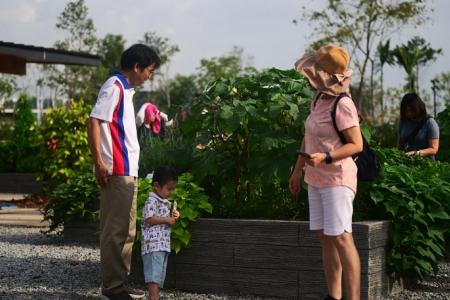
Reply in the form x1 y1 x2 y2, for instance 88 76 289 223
0 41 101 75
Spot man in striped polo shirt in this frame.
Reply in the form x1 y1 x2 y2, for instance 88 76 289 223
88 44 161 300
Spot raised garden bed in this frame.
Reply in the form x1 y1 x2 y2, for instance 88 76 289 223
131 218 396 300
0 173 42 195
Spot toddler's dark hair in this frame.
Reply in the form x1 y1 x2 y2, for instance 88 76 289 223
121 44 161 71
152 166 178 187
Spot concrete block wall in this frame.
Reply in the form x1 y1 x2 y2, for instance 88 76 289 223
0 173 42 194
131 218 394 300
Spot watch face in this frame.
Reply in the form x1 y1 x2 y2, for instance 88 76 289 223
325 152 332 164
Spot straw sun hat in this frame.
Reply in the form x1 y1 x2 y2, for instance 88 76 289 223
295 44 353 96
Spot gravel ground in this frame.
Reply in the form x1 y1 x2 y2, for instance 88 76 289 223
1 226 449 300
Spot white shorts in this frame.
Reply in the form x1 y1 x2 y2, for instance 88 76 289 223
308 185 355 236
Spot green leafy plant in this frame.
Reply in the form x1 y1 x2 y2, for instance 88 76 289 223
355 148 450 282
180 68 313 219
0 93 41 172
43 172 100 232
134 173 212 257
138 126 190 178
31 99 92 192
436 106 450 162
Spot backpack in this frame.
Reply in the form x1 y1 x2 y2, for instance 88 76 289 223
330 94 381 181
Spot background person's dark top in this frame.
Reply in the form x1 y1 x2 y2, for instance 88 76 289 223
398 117 439 158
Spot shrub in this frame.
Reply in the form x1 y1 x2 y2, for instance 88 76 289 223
138 125 190 178
367 121 398 148
180 68 313 219
43 172 100 232
31 99 92 192
436 106 450 162
44 169 212 256
355 148 450 281
134 173 213 257
0 93 41 172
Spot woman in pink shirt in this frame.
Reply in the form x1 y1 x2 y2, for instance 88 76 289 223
289 45 363 300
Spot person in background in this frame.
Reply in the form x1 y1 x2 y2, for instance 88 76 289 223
136 102 174 139
397 92 440 159
141 166 180 300
289 45 362 300
88 44 160 300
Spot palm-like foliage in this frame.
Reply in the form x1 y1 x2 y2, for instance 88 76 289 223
377 40 395 111
388 37 442 92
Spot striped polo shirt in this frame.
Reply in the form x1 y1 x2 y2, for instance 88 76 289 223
90 71 139 177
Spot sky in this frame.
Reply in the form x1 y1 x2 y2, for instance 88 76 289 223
0 0 449 102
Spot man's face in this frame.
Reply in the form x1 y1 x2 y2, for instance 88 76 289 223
131 63 156 87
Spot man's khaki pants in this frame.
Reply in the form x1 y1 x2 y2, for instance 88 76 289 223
100 176 137 295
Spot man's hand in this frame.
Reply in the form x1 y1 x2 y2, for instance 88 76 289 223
94 162 108 187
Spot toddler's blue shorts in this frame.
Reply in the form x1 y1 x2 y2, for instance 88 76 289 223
142 251 169 287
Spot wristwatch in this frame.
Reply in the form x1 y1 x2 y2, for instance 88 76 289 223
325 152 332 164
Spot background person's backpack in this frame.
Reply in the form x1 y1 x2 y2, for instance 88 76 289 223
331 93 381 181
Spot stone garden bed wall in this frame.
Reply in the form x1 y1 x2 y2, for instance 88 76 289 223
0 173 41 195
131 218 395 300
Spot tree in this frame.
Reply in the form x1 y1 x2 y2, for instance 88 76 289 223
87 34 127 103
46 0 99 102
150 74 200 115
388 37 442 92
435 72 450 109
432 72 450 113
13 94 41 172
0 76 16 105
140 32 180 66
140 32 180 108
196 46 257 90
298 0 430 115
377 40 394 112
97 34 126 76
54 0 96 52
0 94 41 172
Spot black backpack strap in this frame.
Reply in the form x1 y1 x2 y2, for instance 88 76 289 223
331 93 349 145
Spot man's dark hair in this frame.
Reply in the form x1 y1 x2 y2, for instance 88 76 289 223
120 44 161 71
400 92 427 121
152 166 178 187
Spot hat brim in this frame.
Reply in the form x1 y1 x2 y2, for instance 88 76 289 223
295 53 352 96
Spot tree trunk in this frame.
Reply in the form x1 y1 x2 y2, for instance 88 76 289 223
380 65 384 114
356 55 370 114
370 59 375 118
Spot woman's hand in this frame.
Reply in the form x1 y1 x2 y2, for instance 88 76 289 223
289 170 302 195
405 151 417 157
306 153 326 167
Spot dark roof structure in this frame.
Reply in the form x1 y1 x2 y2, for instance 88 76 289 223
0 41 101 75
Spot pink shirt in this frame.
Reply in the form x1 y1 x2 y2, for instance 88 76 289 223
304 93 359 194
